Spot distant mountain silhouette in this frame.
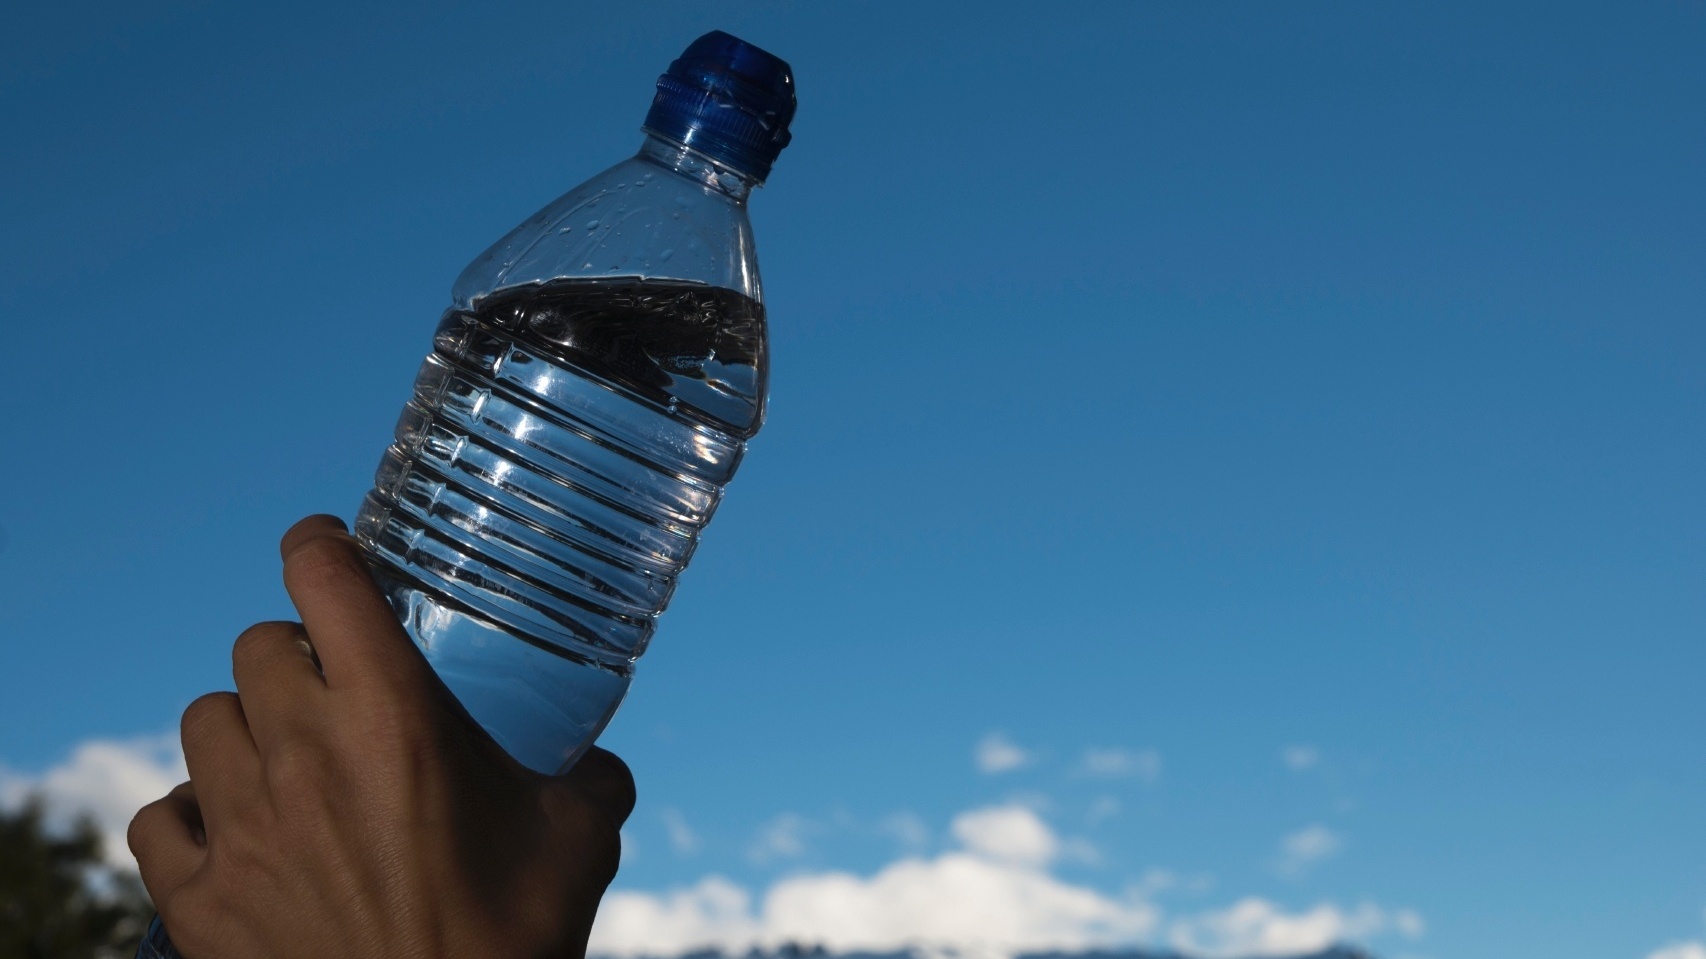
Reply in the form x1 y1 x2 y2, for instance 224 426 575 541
653 944 1376 959
1021 948 1373 959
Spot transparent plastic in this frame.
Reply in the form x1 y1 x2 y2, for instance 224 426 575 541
355 134 768 775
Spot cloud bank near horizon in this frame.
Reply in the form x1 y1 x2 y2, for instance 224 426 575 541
592 803 1417 959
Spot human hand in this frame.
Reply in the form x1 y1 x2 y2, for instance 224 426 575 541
128 515 635 959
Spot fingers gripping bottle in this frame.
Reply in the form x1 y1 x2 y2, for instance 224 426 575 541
137 31 795 959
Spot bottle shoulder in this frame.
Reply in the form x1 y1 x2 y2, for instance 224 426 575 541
452 155 760 309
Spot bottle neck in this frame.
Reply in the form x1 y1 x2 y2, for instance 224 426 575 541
638 134 760 203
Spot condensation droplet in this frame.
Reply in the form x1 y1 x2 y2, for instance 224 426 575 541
585 219 600 230
659 248 674 261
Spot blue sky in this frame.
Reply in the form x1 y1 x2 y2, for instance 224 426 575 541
1 3 1702 958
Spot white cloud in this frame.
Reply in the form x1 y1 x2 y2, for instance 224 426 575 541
761 854 1154 955
592 801 1422 959
1170 898 1402 958
594 875 761 957
951 805 1060 868
592 804 1156 959
660 807 699 856
975 733 1030 774
1282 745 1320 771
0 733 185 871
1649 943 1706 959
1078 748 1162 783
748 812 811 863
1276 824 1341 876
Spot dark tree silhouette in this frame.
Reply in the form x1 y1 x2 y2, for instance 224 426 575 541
0 797 152 959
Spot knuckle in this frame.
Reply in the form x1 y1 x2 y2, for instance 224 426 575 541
180 692 239 743
231 620 302 667
207 825 265 880
265 739 338 802
282 535 363 591
589 748 637 794
126 802 159 857
563 748 637 825
565 799 624 886
598 832 622 887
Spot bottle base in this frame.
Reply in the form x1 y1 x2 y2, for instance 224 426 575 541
370 565 633 775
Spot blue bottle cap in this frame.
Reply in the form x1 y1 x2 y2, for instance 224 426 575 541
643 31 796 183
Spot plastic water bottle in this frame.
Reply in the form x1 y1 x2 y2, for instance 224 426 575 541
138 30 794 959
354 29 793 776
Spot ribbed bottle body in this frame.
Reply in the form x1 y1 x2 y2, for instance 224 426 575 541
355 278 765 773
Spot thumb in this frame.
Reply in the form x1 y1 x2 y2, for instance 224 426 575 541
556 747 636 828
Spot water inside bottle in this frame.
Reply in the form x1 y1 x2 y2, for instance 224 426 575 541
355 277 766 773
